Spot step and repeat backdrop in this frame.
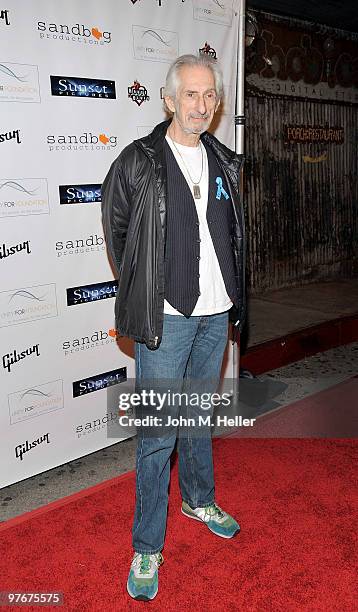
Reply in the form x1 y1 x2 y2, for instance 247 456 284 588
0 0 239 488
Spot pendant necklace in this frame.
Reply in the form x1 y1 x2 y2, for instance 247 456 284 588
168 135 204 199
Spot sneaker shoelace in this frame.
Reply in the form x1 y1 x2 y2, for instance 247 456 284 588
205 503 225 520
139 555 151 575
135 552 163 575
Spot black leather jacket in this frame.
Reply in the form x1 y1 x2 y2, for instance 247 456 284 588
101 119 246 349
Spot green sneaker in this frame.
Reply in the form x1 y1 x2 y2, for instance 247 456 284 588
182 501 240 538
127 552 164 601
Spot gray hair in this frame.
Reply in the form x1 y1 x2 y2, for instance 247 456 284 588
163 53 224 103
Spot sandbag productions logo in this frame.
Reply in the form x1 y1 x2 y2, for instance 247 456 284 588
0 9 10 26
66 279 118 306
128 80 150 106
15 432 50 461
132 25 178 62
3 343 40 373
75 410 119 438
0 62 40 103
0 239 31 261
0 128 21 145
9 379 64 425
55 233 105 257
37 20 111 45
73 366 127 397
50 76 116 99
62 328 117 357
199 41 217 59
59 183 101 205
193 0 234 26
47 132 117 152
0 283 58 328
0 178 49 218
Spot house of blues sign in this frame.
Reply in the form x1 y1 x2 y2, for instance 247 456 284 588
246 14 358 104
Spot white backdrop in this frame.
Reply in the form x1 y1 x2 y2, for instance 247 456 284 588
0 0 240 488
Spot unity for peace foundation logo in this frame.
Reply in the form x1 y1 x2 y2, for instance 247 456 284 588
0 284 58 328
0 62 40 102
9 379 64 425
0 178 49 218
132 25 178 62
193 0 234 26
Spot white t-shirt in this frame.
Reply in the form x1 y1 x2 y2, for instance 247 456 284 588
164 135 233 316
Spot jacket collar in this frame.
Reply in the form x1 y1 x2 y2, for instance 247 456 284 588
134 120 170 160
135 119 244 173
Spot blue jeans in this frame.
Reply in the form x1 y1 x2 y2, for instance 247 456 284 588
132 311 229 554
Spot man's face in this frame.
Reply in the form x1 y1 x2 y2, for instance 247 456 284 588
165 65 219 136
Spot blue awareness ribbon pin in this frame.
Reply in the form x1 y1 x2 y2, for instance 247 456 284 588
216 176 229 200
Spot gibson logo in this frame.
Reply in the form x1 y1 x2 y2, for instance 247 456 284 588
15 433 50 461
0 240 31 260
128 80 150 106
0 129 21 144
3 343 40 372
0 9 10 25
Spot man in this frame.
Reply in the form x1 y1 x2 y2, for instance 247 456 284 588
102 54 246 601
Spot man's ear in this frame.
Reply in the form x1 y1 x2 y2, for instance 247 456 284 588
215 99 221 112
164 96 175 113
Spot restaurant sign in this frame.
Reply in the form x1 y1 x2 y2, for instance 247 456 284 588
283 125 344 144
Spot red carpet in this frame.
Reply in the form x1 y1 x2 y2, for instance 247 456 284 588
233 375 358 438
1 438 357 611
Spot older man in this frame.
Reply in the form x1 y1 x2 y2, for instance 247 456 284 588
102 54 246 601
